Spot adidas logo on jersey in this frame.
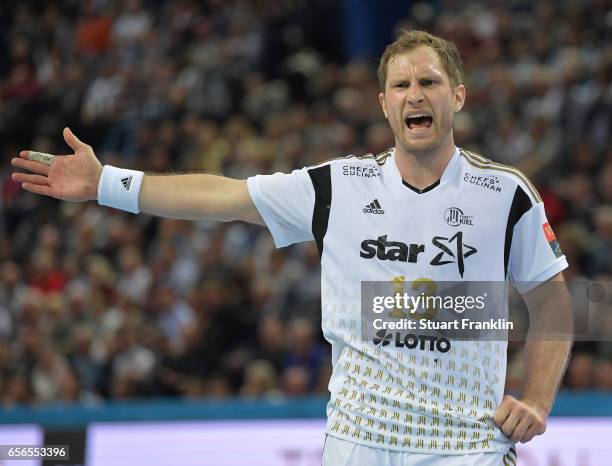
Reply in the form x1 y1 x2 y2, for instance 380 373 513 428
363 199 384 214
121 176 133 191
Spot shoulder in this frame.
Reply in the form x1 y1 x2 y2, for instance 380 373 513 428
459 148 542 205
306 148 393 176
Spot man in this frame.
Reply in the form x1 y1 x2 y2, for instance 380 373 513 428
11 30 572 465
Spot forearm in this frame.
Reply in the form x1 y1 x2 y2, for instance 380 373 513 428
520 277 573 414
521 338 572 414
138 173 262 223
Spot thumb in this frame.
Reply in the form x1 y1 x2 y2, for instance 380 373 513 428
63 127 88 152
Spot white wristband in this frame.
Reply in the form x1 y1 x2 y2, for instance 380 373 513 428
97 165 144 214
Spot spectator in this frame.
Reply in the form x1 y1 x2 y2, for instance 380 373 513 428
31 345 71 403
152 285 197 353
282 318 327 390
565 352 595 390
240 359 281 398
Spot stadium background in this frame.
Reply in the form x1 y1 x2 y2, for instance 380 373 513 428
0 0 611 465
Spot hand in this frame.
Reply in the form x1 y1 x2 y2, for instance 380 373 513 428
11 127 103 202
493 394 548 443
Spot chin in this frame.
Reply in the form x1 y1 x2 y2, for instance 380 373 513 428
402 140 441 156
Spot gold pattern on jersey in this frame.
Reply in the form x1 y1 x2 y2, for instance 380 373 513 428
329 336 502 453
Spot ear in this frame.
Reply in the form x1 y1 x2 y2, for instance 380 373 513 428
379 92 388 119
453 84 466 112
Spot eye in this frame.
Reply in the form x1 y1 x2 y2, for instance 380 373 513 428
421 79 436 86
394 81 409 88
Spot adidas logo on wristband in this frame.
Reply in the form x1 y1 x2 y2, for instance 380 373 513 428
121 176 133 191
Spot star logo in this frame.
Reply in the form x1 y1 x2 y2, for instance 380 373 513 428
430 232 477 278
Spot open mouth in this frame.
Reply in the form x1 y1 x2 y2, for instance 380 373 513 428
405 114 433 130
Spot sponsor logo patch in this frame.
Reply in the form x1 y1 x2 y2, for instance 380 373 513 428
343 165 381 178
444 207 473 226
359 232 477 278
543 222 564 258
430 232 477 278
373 330 451 352
360 235 425 263
463 172 502 193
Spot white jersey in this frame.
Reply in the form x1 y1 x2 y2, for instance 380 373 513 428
247 147 568 454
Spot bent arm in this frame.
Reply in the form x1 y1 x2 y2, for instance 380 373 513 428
520 272 573 414
138 173 263 224
493 272 573 443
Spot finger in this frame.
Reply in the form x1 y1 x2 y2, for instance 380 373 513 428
12 173 51 186
511 417 531 443
63 127 88 152
521 425 538 443
26 151 54 166
493 398 513 427
501 410 521 438
522 420 546 443
21 182 54 197
11 157 51 176
493 407 509 427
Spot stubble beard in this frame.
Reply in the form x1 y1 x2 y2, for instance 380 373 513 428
395 117 454 159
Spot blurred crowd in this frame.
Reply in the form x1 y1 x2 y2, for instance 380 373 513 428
0 0 611 406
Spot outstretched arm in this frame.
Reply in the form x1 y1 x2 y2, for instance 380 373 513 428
11 128 263 224
493 272 573 443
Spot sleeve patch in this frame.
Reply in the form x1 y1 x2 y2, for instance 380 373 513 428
543 222 564 258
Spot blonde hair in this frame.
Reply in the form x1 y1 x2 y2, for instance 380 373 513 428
378 30 464 89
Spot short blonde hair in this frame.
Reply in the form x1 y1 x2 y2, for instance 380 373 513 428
378 30 464 89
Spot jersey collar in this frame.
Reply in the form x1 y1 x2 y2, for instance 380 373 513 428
387 146 461 192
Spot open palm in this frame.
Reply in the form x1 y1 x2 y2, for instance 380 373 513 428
11 128 103 202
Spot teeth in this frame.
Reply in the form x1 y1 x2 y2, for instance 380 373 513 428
406 113 430 119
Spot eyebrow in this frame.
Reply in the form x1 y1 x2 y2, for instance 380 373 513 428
390 75 440 83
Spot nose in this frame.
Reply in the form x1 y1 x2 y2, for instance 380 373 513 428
406 82 424 105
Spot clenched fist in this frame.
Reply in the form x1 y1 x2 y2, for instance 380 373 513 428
493 394 548 443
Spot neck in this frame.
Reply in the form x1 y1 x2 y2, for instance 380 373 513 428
394 136 457 189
